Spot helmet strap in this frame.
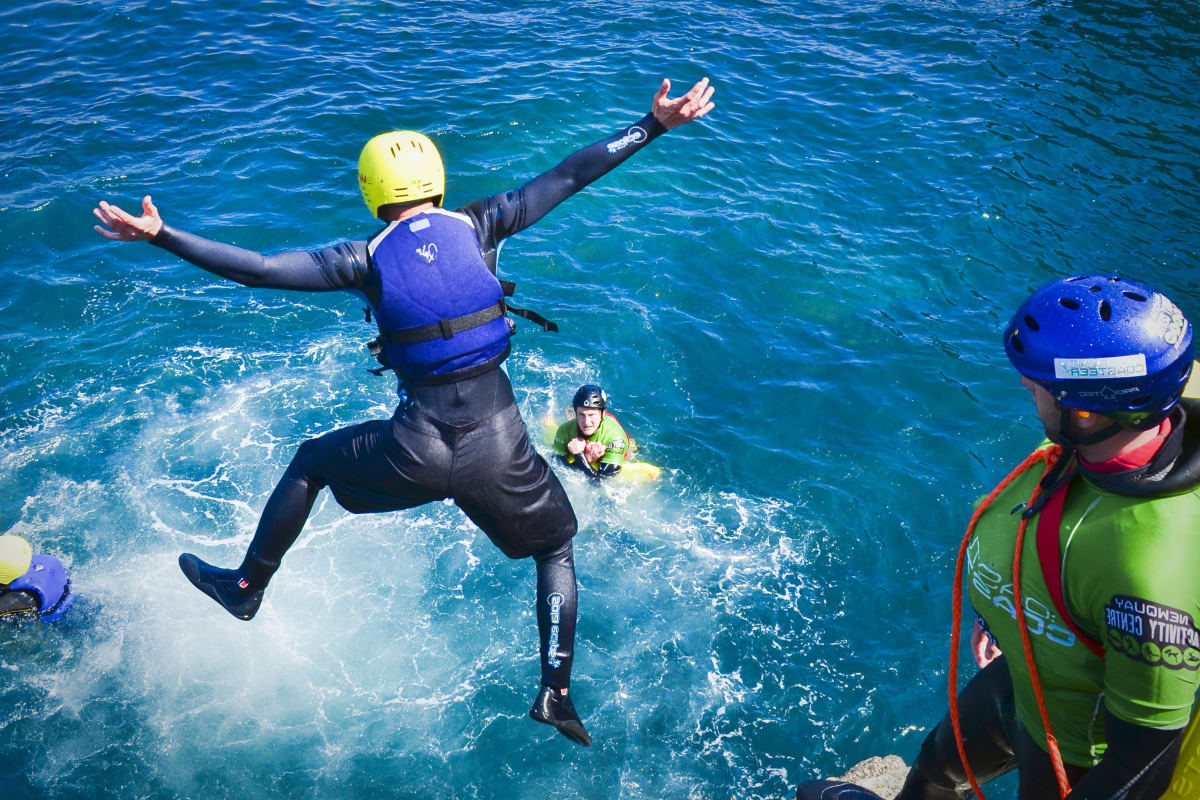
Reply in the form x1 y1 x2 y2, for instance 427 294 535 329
1022 445 1076 520
1020 405 1119 521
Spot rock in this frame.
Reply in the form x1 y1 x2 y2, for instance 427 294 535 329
836 755 910 799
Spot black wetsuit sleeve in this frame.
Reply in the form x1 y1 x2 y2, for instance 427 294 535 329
149 224 371 292
1063 710 1181 799
554 454 620 482
555 453 588 476
0 589 40 618
460 112 669 270
592 462 621 480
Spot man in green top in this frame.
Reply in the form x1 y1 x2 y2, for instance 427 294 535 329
552 384 632 480
796 275 1200 800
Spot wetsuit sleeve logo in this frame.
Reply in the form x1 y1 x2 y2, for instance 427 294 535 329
547 593 564 669
1105 594 1200 671
606 126 647 154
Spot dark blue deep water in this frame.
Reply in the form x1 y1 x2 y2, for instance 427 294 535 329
2 1 1199 798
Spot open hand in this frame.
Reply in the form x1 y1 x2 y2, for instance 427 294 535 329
651 77 716 130
93 195 164 241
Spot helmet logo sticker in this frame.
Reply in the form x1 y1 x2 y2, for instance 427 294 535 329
1053 354 1147 380
1077 385 1142 400
1150 294 1188 347
416 242 438 264
606 126 647 154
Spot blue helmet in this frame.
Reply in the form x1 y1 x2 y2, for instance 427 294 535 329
1004 275 1193 430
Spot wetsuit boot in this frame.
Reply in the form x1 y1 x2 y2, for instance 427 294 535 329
529 685 591 746
178 554 265 621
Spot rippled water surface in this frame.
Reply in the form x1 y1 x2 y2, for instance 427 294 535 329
2 1 1199 798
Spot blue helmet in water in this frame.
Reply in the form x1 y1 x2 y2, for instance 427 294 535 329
1004 275 1193 430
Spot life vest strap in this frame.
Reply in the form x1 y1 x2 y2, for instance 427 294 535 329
499 280 558 331
379 301 507 345
506 302 559 333
364 282 558 378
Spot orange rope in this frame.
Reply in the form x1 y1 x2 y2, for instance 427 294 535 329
1011 445 1073 799
948 445 1069 800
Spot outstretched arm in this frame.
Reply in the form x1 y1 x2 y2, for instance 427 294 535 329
463 77 716 248
94 196 369 291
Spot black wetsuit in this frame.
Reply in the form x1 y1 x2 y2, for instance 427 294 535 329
0 588 39 619
154 113 668 700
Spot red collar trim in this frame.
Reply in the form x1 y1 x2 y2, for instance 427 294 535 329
1077 417 1172 474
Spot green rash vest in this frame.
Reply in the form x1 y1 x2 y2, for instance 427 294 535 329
966 444 1200 767
552 412 631 467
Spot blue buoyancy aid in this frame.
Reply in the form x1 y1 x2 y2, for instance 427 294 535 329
9 553 73 622
367 209 512 382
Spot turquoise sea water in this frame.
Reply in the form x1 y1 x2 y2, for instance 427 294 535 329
2 1 1199 798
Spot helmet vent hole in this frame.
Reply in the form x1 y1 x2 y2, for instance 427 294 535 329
1123 291 1147 302
1011 333 1025 354
1089 285 1101 292
1024 315 1040 332
1059 298 1080 310
1099 301 1111 321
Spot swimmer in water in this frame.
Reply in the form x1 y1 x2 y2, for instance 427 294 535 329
0 535 74 622
552 384 636 480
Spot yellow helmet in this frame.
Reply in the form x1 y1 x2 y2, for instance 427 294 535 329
358 131 445 218
0 534 32 584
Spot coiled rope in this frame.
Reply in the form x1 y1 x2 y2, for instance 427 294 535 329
948 444 1073 799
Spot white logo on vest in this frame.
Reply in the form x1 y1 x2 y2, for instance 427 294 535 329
416 242 438 263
